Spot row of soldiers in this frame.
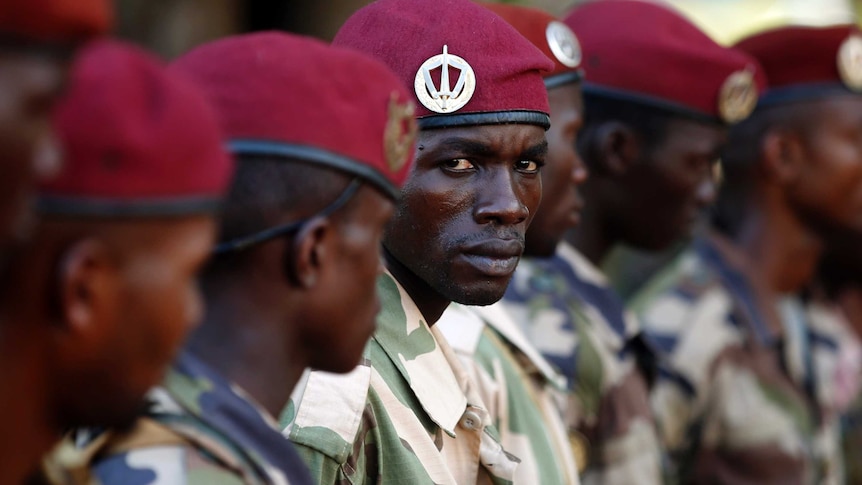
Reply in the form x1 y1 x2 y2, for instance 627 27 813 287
2 0 862 483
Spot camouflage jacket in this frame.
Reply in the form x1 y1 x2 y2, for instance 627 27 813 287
437 302 581 484
282 272 519 485
501 242 662 485
630 232 840 484
43 351 313 485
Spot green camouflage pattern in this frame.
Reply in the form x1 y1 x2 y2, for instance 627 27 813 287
501 242 662 485
282 272 519 485
437 302 581 484
630 232 841 484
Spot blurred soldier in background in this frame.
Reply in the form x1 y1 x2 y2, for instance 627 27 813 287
8 40 232 484
283 0 554 482
436 3 585 484
631 24 862 484
501 1 764 483
65 31 415 485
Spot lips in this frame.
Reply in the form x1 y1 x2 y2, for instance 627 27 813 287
460 239 524 277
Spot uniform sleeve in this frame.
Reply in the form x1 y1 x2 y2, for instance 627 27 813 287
291 443 352 485
91 446 246 485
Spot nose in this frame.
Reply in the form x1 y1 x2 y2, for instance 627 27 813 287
474 167 530 226
695 171 717 208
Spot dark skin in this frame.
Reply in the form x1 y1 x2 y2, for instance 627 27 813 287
0 216 215 485
383 123 546 325
570 116 723 265
190 184 394 417
525 83 588 257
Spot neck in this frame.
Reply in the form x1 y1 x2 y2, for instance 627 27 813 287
565 182 614 265
189 282 306 418
0 328 59 485
382 249 449 325
728 190 822 294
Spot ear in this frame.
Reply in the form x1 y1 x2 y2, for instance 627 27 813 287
285 217 333 289
586 121 642 176
54 238 119 341
760 128 804 185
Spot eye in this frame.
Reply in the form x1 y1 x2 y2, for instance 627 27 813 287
515 160 542 173
442 158 475 172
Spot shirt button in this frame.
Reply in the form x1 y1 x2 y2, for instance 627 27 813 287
460 410 482 431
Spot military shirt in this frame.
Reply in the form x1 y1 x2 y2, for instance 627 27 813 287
282 272 519 485
501 242 662 485
630 232 837 484
44 351 313 485
437 302 581 484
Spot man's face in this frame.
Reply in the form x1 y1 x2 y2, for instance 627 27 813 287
0 49 66 251
384 123 546 306
616 118 724 251
526 83 586 257
59 216 215 428
305 186 394 373
789 96 862 238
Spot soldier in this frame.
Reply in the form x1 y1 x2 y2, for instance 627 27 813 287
0 0 110 277
283 0 553 482
501 1 765 483
2 40 232 485
435 4 585 484
70 31 415 485
630 24 862 483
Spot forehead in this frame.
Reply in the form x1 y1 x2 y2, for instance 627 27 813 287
805 94 862 130
416 123 546 153
659 117 727 154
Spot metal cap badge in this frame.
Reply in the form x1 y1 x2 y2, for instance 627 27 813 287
718 67 757 123
414 45 477 114
546 21 581 68
838 33 862 91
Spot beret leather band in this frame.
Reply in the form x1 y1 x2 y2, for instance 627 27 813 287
38 195 222 217
228 139 401 200
545 71 583 90
757 82 857 108
583 83 723 125
418 110 551 130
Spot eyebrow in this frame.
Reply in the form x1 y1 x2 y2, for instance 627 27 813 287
436 137 549 159
521 140 549 160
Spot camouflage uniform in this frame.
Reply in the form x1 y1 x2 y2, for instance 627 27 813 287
281 272 519 485
437 302 581 484
630 232 841 484
501 241 662 485
42 351 313 485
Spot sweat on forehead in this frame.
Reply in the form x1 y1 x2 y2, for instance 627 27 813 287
332 0 553 130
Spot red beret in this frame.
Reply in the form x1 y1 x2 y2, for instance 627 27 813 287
333 0 553 130
171 32 416 200
42 40 233 216
735 25 862 106
482 2 583 89
566 0 766 124
0 0 112 44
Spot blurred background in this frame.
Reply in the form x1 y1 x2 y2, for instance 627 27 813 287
115 0 862 59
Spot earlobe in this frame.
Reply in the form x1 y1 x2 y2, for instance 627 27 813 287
286 217 332 289
594 121 641 176
54 238 113 335
761 129 803 184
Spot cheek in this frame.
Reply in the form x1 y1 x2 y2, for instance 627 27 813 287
389 176 469 253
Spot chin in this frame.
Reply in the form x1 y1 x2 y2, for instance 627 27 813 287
447 281 509 307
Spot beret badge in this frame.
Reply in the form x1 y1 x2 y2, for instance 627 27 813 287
546 21 581 68
414 45 476 114
718 67 757 123
384 93 418 172
838 33 862 91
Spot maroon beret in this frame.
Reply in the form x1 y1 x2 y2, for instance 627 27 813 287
42 40 233 216
333 0 553 130
735 25 862 106
171 32 415 200
0 0 112 44
566 0 766 124
483 2 583 89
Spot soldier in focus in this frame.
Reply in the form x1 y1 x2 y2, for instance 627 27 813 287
283 0 554 482
436 4 585 484
631 24 862 483
69 31 416 485
7 40 232 485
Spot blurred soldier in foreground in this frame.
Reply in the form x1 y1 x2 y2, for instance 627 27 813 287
501 1 764 483
436 3 585 484
9 40 232 484
0 0 111 274
66 31 415 485
631 24 862 484
283 0 554 482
